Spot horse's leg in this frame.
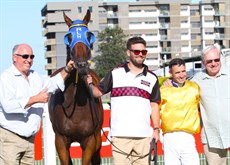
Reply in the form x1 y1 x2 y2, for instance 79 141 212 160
91 147 101 165
82 130 102 165
91 129 102 165
55 134 72 165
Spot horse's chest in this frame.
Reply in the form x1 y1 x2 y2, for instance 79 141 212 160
61 106 98 132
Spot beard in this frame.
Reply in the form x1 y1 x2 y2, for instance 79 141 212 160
129 55 145 68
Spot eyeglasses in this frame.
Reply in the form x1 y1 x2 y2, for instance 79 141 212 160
129 49 148 56
15 54 35 59
205 58 220 64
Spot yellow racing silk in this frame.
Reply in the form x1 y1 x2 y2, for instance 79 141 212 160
160 80 200 134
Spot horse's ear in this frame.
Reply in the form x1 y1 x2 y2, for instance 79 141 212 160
63 11 73 27
83 9 91 25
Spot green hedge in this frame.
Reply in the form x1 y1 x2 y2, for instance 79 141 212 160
158 76 169 87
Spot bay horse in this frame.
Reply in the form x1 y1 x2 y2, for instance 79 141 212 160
48 10 104 165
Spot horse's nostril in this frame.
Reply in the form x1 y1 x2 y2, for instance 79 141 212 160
76 61 88 68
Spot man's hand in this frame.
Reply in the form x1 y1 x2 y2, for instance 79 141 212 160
64 60 75 73
61 60 75 79
163 79 173 86
25 88 49 109
36 88 49 103
86 74 93 85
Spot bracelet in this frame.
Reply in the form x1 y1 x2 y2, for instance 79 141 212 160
153 127 160 132
64 67 71 74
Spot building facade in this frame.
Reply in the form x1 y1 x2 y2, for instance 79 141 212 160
41 0 230 75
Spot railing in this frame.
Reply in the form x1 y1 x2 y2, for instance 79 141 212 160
35 152 230 165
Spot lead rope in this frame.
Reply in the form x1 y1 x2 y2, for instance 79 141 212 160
149 138 158 165
87 82 157 164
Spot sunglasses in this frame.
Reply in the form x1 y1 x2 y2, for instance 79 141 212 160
129 49 148 56
205 58 220 64
15 54 35 59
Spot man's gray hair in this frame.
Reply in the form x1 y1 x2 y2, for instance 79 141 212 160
201 43 221 60
12 44 20 54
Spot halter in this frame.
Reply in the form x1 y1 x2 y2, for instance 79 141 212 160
64 20 95 51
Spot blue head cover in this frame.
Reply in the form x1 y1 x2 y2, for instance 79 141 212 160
64 20 95 51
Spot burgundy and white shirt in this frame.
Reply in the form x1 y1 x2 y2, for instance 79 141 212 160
98 62 161 137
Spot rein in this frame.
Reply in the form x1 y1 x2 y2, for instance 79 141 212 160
61 69 78 118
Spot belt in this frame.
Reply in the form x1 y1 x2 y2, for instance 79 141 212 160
0 127 33 140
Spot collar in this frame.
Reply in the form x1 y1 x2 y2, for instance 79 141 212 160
124 62 148 76
172 80 185 88
11 64 23 76
11 64 32 77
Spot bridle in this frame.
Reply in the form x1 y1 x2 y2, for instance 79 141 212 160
61 20 96 114
64 20 95 70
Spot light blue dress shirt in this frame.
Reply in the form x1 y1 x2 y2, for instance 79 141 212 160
192 66 230 149
0 65 65 137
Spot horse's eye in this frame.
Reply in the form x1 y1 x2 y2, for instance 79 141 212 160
64 33 73 45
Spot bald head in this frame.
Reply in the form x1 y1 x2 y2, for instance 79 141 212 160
12 44 33 55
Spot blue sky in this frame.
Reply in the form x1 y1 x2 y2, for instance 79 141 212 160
0 0 200 75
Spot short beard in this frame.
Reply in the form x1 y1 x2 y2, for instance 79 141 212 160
130 58 144 68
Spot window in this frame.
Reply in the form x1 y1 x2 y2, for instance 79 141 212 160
148 45 158 48
78 7 82 13
205 20 213 23
180 6 187 11
129 22 142 25
130 34 142 37
190 9 199 16
191 34 197 39
205 32 213 35
191 22 200 28
145 21 154 24
47 57 52 63
181 20 188 23
204 8 212 11
89 6 93 12
146 34 154 36
145 9 156 12
129 10 141 12
181 32 188 36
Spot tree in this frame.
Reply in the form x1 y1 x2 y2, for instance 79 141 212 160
93 26 128 78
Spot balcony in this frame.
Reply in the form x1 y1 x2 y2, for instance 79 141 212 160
42 28 48 36
159 10 169 17
45 50 56 58
160 47 171 53
214 33 225 39
214 22 225 28
44 39 56 46
107 12 118 19
160 35 168 40
159 23 169 29
214 11 225 16
42 16 48 27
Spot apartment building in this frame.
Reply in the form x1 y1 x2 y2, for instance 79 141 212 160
41 0 230 75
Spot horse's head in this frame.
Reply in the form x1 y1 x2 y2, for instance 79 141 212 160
63 10 95 75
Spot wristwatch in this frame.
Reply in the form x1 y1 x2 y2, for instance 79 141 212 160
153 127 160 132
